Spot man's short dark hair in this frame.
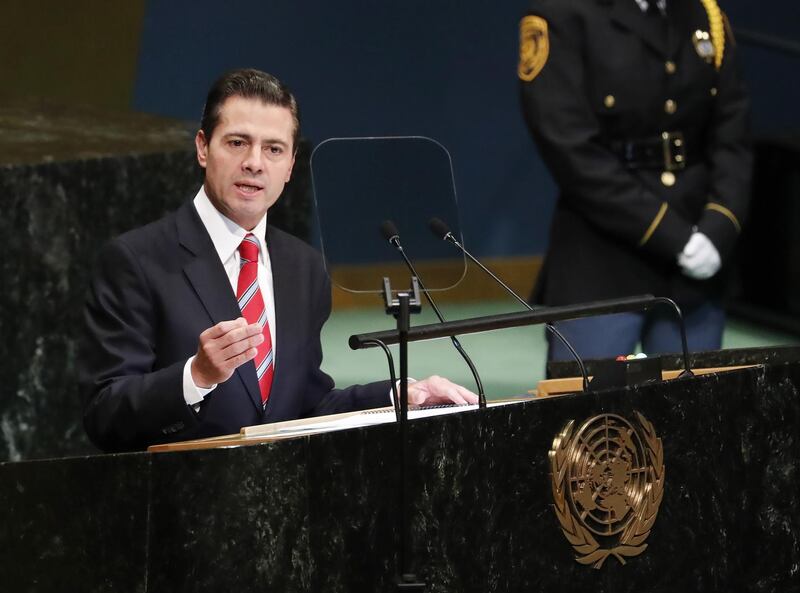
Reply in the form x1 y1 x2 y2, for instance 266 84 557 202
200 68 300 152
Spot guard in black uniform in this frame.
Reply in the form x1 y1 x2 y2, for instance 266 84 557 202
519 0 752 360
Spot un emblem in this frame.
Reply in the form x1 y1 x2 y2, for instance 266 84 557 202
549 412 665 569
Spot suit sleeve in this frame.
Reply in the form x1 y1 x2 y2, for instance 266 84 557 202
80 239 199 452
519 2 693 260
300 264 391 418
695 13 753 261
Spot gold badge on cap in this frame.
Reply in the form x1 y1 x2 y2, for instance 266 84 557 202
692 30 716 63
518 15 549 82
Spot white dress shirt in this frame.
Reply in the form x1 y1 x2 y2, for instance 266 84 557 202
182 187 277 406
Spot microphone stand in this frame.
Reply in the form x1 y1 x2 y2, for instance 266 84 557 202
434 224 590 392
352 294 695 383
382 223 486 407
382 278 427 592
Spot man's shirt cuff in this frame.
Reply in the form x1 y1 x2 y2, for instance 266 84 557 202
183 356 217 407
389 378 417 405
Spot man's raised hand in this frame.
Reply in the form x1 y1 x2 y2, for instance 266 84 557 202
191 318 264 388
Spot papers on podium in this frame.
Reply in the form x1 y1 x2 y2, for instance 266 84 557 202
241 399 528 439
148 398 532 453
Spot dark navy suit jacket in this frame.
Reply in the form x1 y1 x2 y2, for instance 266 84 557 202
80 200 389 452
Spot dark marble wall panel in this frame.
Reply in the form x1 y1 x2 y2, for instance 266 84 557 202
140 364 800 592
396 364 800 592
0 145 310 462
0 453 151 592
303 424 399 591
0 151 200 460
3 363 800 591
0 151 201 463
740 364 800 591
147 442 312 593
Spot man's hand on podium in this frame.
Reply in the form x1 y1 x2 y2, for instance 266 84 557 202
407 375 479 406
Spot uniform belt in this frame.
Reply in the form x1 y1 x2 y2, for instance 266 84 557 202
609 132 702 171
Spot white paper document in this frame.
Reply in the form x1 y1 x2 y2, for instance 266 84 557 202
240 399 529 440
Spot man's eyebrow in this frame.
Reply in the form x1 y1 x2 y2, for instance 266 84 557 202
222 132 288 147
261 137 290 147
222 131 253 140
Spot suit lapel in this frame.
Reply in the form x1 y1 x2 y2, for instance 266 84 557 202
175 202 263 414
265 225 292 402
609 0 669 59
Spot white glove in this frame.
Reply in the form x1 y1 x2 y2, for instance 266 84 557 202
678 231 721 280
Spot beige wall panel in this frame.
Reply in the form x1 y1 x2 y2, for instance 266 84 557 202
2 1 146 109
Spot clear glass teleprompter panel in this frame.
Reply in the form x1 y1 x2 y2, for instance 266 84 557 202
311 136 466 293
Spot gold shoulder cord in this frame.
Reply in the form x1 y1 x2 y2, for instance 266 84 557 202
699 0 725 70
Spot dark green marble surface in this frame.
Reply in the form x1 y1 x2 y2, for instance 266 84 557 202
0 112 311 462
0 150 202 463
2 361 800 592
0 452 151 592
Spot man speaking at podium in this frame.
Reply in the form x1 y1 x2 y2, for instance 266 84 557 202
80 68 476 452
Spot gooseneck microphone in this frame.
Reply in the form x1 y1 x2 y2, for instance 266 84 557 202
428 217 590 392
379 220 486 407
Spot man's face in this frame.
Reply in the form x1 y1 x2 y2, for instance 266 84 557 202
195 96 296 230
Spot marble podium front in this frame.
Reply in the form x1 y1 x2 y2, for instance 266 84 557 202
2 360 799 592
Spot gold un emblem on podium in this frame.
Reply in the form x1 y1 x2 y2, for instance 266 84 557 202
549 412 665 569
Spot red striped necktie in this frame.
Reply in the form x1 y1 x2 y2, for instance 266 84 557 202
236 233 274 407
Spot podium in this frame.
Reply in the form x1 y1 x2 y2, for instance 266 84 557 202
2 349 800 592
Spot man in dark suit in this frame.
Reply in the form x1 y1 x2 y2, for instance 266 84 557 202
81 69 476 452
519 0 751 360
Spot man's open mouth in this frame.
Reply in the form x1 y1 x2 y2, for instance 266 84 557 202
235 182 264 194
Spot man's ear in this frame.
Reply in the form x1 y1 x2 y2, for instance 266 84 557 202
195 130 209 169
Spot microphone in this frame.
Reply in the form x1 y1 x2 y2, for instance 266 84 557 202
380 220 486 407
380 220 401 249
428 217 590 392
428 217 455 243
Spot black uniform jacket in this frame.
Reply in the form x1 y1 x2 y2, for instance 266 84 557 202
521 0 752 306
80 201 390 452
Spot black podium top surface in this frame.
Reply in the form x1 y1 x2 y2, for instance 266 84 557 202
0 100 195 166
547 345 800 379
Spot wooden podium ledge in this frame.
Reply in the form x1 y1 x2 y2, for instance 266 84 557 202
534 364 755 397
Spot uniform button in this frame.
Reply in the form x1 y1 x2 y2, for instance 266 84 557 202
604 94 616 108
661 171 676 187
665 61 677 74
710 87 718 96
664 99 677 114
